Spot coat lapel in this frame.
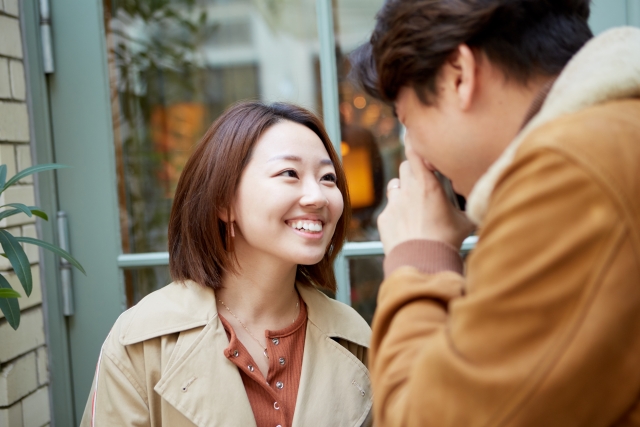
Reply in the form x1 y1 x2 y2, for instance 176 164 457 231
154 317 257 427
293 287 373 426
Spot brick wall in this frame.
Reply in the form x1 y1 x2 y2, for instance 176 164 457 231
0 1 51 426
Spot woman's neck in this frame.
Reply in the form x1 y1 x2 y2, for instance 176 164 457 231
217 255 299 330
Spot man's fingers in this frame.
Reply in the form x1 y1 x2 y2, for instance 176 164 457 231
404 144 431 181
386 178 401 200
398 160 412 182
400 147 445 197
387 178 401 192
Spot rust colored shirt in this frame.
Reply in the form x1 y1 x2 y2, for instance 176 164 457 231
220 298 307 427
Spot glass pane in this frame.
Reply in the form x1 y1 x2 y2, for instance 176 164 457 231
104 0 321 302
334 0 404 242
123 266 171 307
349 255 384 325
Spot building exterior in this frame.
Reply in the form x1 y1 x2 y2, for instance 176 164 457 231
0 1 638 426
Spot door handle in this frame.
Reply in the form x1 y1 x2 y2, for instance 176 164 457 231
57 211 74 316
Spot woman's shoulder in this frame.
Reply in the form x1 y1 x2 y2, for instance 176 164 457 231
298 284 371 348
112 280 217 347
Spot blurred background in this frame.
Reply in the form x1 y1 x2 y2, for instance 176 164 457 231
2 0 636 425
103 0 402 321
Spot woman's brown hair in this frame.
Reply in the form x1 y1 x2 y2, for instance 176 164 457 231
168 101 350 292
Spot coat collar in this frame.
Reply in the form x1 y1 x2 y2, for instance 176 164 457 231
466 27 640 226
119 280 371 347
122 280 372 426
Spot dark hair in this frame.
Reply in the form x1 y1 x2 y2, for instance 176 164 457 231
168 101 350 292
352 0 593 104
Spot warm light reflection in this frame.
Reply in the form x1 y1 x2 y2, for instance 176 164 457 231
151 103 205 198
353 96 367 109
341 141 350 156
343 146 375 208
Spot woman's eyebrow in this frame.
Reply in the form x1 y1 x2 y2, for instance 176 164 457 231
268 155 334 166
268 154 302 162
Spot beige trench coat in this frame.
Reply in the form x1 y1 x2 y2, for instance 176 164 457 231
80 281 373 427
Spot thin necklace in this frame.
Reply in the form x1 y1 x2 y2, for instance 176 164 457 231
218 296 299 359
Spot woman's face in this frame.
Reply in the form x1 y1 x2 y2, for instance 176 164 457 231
231 120 344 267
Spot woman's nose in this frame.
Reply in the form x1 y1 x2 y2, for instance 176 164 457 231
300 181 329 208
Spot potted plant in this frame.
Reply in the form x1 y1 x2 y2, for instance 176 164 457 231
0 164 85 330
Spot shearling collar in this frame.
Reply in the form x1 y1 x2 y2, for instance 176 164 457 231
466 27 640 226
118 279 371 348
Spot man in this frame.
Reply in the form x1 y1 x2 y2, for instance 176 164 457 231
352 0 640 425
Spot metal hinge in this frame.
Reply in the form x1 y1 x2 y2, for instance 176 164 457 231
57 211 74 316
39 0 55 74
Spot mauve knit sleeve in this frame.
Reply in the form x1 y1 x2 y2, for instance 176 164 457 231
383 239 464 278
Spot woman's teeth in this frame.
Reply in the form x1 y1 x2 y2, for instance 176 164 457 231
288 220 323 232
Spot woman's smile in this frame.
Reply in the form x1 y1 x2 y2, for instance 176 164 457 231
231 120 344 266
286 219 324 239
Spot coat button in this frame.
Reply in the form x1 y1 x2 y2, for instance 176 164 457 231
273 401 280 410
272 338 279 345
248 365 254 372
279 357 285 365
276 381 284 389
233 350 239 357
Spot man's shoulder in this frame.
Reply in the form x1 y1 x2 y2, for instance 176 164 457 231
514 99 640 206
520 99 640 164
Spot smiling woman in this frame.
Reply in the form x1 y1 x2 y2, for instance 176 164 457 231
80 102 372 427
169 102 350 292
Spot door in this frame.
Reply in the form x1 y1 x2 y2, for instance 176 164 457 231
22 0 637 425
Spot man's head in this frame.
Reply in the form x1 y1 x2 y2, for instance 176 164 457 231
352 0 592 195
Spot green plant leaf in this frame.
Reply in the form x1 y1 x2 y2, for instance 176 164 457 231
15 236 86 275
29 209 48 221
3 164 68 191
0 206 49 222
0 230 32 296
0 275 20 330
0 203 32 217
0 288 21 298
0 165 7 189
0 208 21 222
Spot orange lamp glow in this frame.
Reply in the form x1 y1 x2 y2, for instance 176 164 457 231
341 144 375 209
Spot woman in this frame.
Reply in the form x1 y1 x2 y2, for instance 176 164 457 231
81 102 373 427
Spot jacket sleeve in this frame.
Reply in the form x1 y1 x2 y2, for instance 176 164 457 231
80 327 150 426
370 148 640 426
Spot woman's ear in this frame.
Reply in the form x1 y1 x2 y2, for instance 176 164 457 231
217 207 235 224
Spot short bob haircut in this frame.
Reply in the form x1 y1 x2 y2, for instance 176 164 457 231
351 0 593 105
168 101 350 293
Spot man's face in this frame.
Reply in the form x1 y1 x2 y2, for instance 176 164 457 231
395 86 479 197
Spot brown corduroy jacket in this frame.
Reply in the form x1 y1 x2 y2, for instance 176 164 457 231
371 27 640 426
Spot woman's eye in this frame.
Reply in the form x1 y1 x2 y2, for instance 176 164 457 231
280 170 298 178
321 173 337 183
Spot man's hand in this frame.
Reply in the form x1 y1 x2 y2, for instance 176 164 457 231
377 145 475 254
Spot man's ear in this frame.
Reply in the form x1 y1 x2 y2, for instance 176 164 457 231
444 44 477 111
